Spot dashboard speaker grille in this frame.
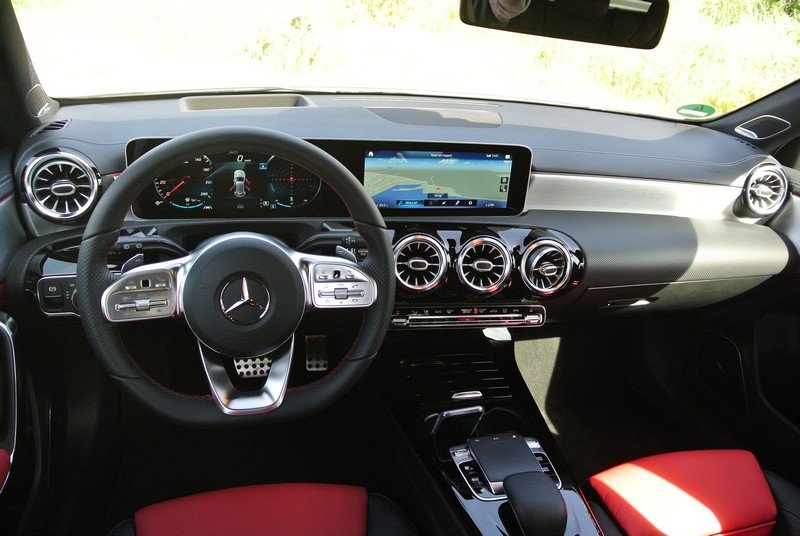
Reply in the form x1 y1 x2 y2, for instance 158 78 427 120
743 163 788 217
394 234 448 292
23 152 99 222
735 115 791 140
457 236 511 294
521 240 572 296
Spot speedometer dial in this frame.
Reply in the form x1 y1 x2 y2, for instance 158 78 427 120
154 155 214 209
265 157 322 208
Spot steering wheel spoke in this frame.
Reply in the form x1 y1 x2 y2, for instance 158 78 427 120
300 254 377 310
198 336 293 416
101 257 189 322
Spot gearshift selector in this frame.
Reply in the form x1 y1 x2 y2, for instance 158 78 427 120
504 471 568 536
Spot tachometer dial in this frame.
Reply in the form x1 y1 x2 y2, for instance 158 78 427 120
154 155 214 209
265 157 322 208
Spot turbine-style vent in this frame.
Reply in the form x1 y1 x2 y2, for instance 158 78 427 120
23 152 99 222
520 240 572 296
456 236 511 294
742 163 788 217
394 234 448 292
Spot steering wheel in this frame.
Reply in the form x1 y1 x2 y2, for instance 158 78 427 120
76 127 394 426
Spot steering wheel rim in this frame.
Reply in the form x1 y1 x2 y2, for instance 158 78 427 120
77 127 394 426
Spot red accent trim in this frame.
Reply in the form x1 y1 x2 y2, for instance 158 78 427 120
0 449 10 487
0 283 6 310
0 193 12 204
135 483 368 536
590 450 776 536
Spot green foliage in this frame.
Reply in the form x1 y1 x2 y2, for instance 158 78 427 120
702 0 800 25
765 0 800 18
591 0 800 115
343 0 407 27
12 0 800 116
246 16 320 72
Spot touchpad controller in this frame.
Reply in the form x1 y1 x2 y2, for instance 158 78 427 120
467 433 543 495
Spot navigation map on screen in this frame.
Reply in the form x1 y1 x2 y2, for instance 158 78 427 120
364 150 513 209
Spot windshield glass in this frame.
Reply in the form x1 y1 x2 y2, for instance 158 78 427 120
11 0 800 119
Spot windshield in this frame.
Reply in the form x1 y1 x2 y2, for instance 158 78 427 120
11 0 800 119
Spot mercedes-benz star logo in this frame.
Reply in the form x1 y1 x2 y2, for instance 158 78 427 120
219 277 270 325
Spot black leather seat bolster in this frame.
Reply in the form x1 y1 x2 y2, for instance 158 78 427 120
765 470 800 536
587 500 623 536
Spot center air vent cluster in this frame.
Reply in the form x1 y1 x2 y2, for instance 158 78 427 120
392 231 580 298
23 151 100 222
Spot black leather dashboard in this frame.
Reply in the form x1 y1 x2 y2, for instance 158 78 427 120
4 92 797 325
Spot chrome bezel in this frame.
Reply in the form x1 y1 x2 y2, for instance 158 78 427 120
520 239 573 296
393 233 449 292
456 236 512 294
22 151 100 222
742 163 788 217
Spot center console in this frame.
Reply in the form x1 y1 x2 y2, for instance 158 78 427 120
447 430 599 535
373 329 601 536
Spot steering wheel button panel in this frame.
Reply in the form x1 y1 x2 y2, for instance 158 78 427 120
310 263 375 308
312 281 373 307
102 268 177 322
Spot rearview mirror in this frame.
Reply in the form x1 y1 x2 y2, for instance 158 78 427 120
460 0 669 49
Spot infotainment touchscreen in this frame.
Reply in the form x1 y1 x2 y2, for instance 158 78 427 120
362 144 529 215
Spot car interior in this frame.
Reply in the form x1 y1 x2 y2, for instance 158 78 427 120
3 0 800 534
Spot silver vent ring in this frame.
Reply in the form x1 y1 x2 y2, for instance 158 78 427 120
23 152 100 222
456 236 512 294
520 239 572 296
394 234 448 292
743 163 788 217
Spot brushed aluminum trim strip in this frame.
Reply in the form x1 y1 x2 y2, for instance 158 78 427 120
526 172 754 222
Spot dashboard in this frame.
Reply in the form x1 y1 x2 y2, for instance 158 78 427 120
3 93 797 330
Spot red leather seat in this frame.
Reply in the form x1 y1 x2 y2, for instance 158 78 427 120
108 483 418 536
588 450 784 536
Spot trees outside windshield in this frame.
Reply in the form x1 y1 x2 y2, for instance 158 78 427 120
11 0 800 119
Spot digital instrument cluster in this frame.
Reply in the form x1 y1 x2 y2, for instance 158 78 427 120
131 145 344 218
128 139 530 219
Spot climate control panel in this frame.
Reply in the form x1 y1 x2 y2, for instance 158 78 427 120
390 305 545 329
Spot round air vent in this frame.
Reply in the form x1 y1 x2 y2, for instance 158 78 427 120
520 240 573 296
456 236 511 294
23 152 99 222
742 163 788 217
394 234 449 292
